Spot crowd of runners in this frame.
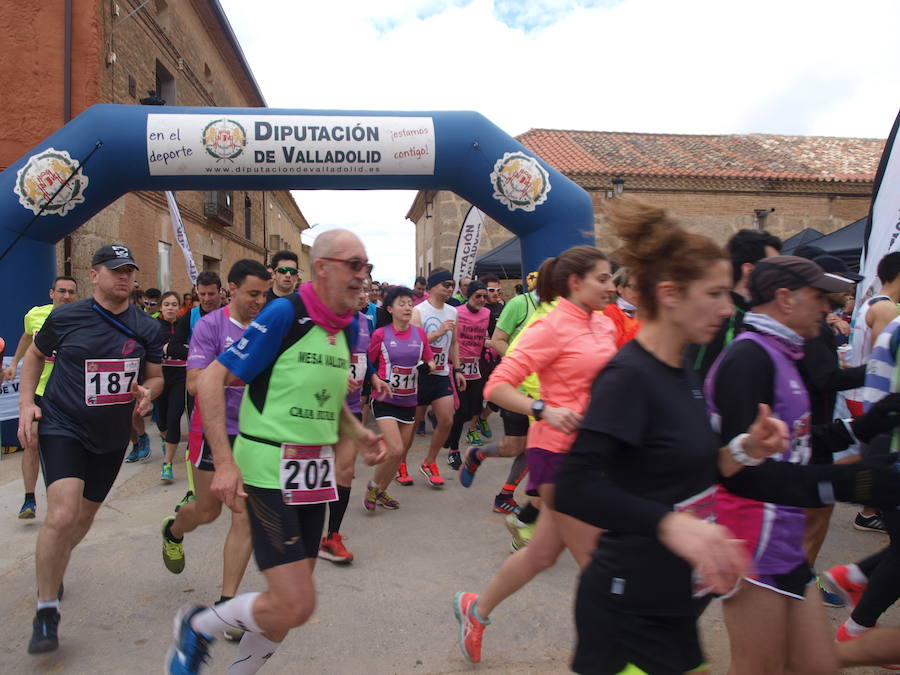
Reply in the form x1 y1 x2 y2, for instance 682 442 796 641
5 201 900 673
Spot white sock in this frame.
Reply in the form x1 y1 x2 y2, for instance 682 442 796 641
37 599 60 612
844 617 872 635
847 563 867 586
228 632 281 674
191 592 262 637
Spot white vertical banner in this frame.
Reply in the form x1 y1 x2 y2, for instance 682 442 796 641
452 206 485 284
165 191 199 286
0 357 20 422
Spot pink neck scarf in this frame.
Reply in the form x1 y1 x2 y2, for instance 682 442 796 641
299 282 354 335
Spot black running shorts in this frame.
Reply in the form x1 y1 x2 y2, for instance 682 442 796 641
38 434 126 503
573 563 704 675
500 407 529 437
417 373 453 406
372 400 416 424
190 434 236 472
244 485 326 571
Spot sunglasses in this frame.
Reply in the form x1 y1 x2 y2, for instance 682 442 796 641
321 257 373 273
275 266 298 275
487 288 501 293
441 281 455 289
144 301 158 307
471 293 488 300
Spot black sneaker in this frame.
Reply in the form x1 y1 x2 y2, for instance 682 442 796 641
28 608 60 654
447 450 462 470
854 512 887 533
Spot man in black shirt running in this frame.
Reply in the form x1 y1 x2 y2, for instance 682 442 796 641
17 244 164 655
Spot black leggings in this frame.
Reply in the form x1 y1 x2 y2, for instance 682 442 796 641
852 507 900 627
155 370 186 445
444 378 484 451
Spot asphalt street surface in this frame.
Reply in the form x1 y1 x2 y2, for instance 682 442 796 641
0 418 897 674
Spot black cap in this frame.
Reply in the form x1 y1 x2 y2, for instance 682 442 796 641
812 255 863 283
748 255 852 306
91 244 139 270
466 280 487 298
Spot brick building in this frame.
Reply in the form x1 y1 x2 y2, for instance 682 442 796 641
409 129 885 278
0 0 309 295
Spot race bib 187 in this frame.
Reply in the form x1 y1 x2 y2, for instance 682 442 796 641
84 358 139 406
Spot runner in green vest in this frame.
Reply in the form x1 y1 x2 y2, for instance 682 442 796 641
165 229 386 675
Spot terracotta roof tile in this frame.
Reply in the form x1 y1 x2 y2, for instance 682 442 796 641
517 129 885 183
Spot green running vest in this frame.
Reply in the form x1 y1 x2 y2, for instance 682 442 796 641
234 321 350 489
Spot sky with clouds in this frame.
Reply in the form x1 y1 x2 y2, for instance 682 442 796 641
218 0 900 284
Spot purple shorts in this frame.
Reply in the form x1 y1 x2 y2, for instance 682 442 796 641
525 447 565 496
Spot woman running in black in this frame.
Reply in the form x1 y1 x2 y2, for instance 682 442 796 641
156 291 187 484
556 199 900 675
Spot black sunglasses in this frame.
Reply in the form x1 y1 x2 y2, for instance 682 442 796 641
321 257 373 273
275 266 298 275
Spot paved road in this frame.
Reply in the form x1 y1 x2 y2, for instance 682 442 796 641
0 422 896 674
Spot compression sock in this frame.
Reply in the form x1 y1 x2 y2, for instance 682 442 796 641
25 491 35 502
518 502 539 525
228 631 281 674
192 592 262 637
498 453 528 496
328 485 352 535
476 440 502 459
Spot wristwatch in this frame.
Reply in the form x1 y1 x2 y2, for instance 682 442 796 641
530 399 546 420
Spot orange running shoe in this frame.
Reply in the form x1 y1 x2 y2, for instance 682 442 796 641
319 532 354 564
453 591 490 663
395 462 413 486
835 622 900 670
420 461 444 488
824 565 867 609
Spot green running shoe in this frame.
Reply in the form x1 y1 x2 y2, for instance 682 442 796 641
478 418 492 438
505 514 535 552
162 517 185 574
174 490 194 512
466 428 483 446
161 462 174 484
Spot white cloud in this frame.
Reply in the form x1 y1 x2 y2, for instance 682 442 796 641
221 0 900 283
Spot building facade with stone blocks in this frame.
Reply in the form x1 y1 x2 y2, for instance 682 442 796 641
409 130 884 279
0 0 308 296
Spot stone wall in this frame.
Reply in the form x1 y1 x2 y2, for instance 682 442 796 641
414 182 873 279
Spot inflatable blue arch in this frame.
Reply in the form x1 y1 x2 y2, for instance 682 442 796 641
0 104 595 344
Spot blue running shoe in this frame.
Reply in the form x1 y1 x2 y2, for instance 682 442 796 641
459 447 482 488
18 496 36 519
167 605 213 675
817 576 845 608
124 445 141 463
135 433 151 462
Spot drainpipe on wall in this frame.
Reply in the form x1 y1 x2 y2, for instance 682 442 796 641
63 0 73 275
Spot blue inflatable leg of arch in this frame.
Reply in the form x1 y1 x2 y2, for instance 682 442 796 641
0 104 595 345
